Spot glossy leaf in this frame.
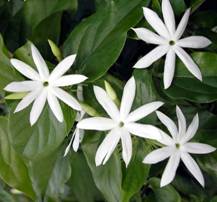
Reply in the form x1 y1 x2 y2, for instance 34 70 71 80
63 0 150 81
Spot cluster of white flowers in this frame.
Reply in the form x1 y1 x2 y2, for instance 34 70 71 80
4 0 215 188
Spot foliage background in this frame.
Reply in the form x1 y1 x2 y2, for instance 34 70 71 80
0 0 217 201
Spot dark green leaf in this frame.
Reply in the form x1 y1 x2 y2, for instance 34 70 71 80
63 0 150 81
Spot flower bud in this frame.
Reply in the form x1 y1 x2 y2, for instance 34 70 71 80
48 39 62 62
80 103 100 117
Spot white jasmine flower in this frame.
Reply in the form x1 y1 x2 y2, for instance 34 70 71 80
4 44 87 125
132 0 211 89
64 85 85 156
77 77 163 167
143 106 216 187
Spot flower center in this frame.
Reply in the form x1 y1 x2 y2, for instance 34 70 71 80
119 121 124 128
175 143 180 149
169 40 175 46
43 81 49 87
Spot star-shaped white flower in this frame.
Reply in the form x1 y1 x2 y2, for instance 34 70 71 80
4 44 87 125
77 77 163 166
143 106 216 187
132 0 211 89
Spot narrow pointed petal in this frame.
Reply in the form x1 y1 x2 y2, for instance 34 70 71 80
126 101 164 122
47 91 63 122
132 28 166 45
134 45 168 68
181 152 204 187
143 146 173 164
30 89 47 125
143 7 170 39
63 130 76 156
182 114 199 143
156 111 178 140
176 106 187 141
49 54 76 80
160 152 180 187
77 117 116 131
10 59 40 80
93 86 119 121
175 8 191 39
121 129 132 167
184 143 216 154
4 81 41 92
95 128 121 166
31 44 49 80
53 75 87 87
157 130 174 146
73 129 82 152
177 36 212 49
162 0 176 36
175 47 202 81
125 123 161 140
52 87 81 111
120 77 136 120
163 49 176 89
14 89 41 113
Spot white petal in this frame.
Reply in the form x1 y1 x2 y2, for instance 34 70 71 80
143 146 173 164
177 36 212 49
52 87 81 111
156 111 178 140
143 7 170 39
14 89 41 113
77 85 84 101
184 143 216 154
52 74 87 87
120 77 136 120
77 117 116 131
182 114 199 143
181 152 204 187
163 49 176 89
31 44 49 80
49 54 76 80
175 8 191 39
160 152 180 187
94 86 119 121
121 129 132 167
175 46 202 81
176 106 187 141
162 0 176 36
157 129 174 146
125 123 161 140
4 81 41 92
95 128 121 166
64 130 76 156
134 45 168 68
132 28 166 45
10 59 40 80
126 101 164 122
47 91 63 122
30 89 47 125
73 129 82 152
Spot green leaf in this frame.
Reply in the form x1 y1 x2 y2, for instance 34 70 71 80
122 141 151 202
63 0 150 81
82 132 122 202
0 35 22 91
134 69 161 123
22 0 77 30
68 151 103 202
8 104 75 160
0 117 35 199
146 178 182 202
